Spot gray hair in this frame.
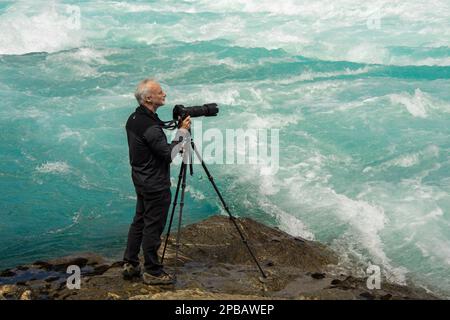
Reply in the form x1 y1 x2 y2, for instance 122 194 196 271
134 78 154 105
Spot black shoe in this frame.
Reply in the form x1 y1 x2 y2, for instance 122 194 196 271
122 263 141 279
142 270 175 285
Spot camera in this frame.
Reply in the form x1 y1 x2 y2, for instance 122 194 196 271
172 103 219 121
161 103 219 130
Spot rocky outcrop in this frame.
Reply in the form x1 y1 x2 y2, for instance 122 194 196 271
0 215 439 300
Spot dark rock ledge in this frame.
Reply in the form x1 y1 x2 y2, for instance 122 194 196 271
0 215 438 300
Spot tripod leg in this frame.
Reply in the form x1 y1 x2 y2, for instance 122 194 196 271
161 163 185 263
173 162 188 279
190 140 267 278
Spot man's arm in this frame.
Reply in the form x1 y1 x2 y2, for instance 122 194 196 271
144 116 191 163
144 126 188 163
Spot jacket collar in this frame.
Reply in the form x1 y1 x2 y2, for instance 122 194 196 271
136 105 162 123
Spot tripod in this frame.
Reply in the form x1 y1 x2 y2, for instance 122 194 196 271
161 134 267 280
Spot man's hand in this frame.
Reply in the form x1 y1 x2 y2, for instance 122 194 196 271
180 116 191 130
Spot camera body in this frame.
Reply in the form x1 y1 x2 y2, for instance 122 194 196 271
173 103 219 121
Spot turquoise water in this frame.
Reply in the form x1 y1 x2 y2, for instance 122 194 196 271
1 1 449 296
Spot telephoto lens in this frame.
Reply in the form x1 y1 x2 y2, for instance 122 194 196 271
172 103 219 120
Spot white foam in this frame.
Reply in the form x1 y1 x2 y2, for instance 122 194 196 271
352 178 449 284
325 189 408 283
110 1 197 14
258 197 315 240
269 67 372 85
20 107 49 120
389 88 433 118
110 2 154 13
170 85 241 107
415 237 450 266
259 174 280 196
185 185 206 200
346 44 390 65
0 3 82 55
36 161 70 174
47 210 81 234
58 126 81 142
49 48 111 65
409 208 444 228
391 154 420 167
279 148 410 284
176 0 450 65
42 47 117 79
243 112 302 129
389 56 450 67
363 145 440 175
12 1 426 65
3 0 449 66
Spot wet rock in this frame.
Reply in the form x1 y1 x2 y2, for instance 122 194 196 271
0 285 21 299
331 279 342 285
0 215 441 300
33 261 52 270
359 292 376 300
20 290 33 300
0 269 16 277
33 253 109 272
107 292 121 300
110 261 123 268
265 260 275 267
336 276 359 290
129 294 151 300
258 276 268 283
311 273 326 280
27 280 50 291
48 257 89 271
45 276 60 283
172 216 337 271
92 264 110 275
60 291 77 300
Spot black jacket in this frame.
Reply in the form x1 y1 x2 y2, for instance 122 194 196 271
126 105 180 194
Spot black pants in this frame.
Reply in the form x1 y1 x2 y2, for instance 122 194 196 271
123 188 171 275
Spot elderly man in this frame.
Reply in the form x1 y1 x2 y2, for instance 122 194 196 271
123 79 190 285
